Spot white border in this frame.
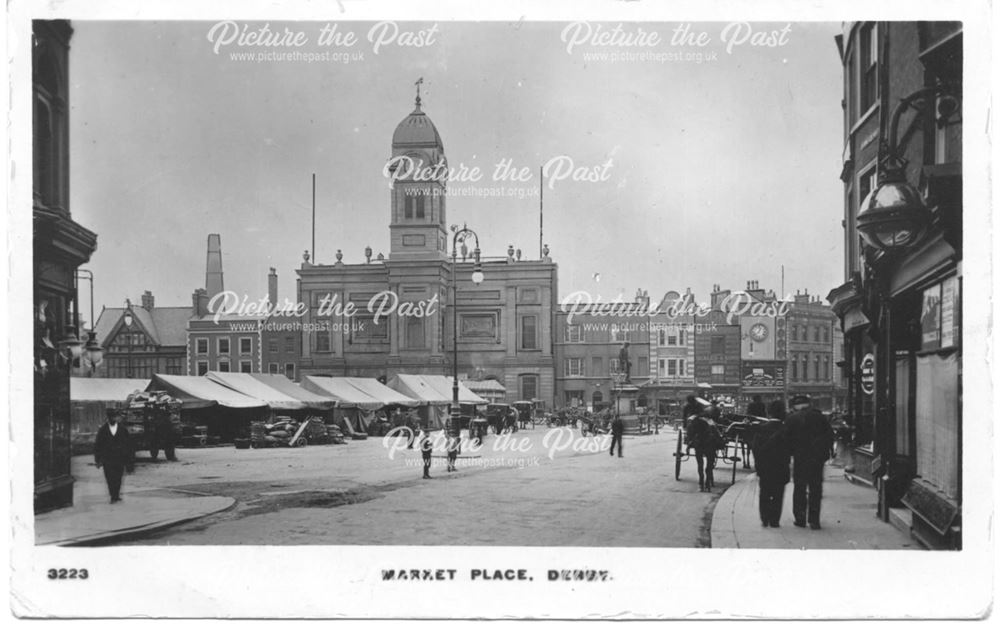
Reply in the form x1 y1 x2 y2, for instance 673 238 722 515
6 0 994 619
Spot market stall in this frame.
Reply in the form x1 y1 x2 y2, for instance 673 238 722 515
69 377 149 455
145 374 267 441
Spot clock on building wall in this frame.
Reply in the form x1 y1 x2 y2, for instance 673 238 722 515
749 322 769 342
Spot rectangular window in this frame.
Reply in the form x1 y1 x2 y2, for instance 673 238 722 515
268 363 279 374
285 363 295 379
791 356 798 380
813 326 821 342
520 375 538 402
658 359 665 375
240 360 253 373
591 357 603 377
566 324 582 342
218 337 230 355
218 360 230 372
566 358 583 377
678 359 685 376
658 329 666 346
285 336 295 352
859 23 878 112
406 316 425 349
710 364 725 376
679 330 686 346
815 356 821 380
353 316 389 340
315 331 331 353
268 339 278 353
196 338 208 355
521 315 538 350
637 356 648 377
196 361 208 376
611 326 630 343
240 337 253 354
667 359 677 376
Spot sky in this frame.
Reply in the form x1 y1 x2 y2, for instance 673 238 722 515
68 20 845 322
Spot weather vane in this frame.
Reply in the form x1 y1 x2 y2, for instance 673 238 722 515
415 77 423 107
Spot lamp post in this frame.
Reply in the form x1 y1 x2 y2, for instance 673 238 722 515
449 224 484 429
123 299 134 378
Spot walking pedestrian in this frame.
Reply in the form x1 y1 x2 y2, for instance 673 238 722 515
686 408 723 492
785 395 834 529
752 418 791 527
446 433 460 472
609 414 624 458
419 429 434 479
94 409 134 503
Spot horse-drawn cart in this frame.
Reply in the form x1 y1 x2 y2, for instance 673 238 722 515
673 413 763 485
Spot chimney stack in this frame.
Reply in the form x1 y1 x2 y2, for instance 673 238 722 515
192 288 209 317
205 234 224 299
268 267 278 308
141 290 155 311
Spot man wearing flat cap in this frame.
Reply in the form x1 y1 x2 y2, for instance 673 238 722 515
784 395 834 529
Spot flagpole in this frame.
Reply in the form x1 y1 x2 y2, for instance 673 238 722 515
312 173 316 261
539 165 544 258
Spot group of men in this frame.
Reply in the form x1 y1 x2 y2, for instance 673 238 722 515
684 393 834 528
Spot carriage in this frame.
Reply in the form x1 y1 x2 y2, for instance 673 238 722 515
511 401 536 430
672 412 763 485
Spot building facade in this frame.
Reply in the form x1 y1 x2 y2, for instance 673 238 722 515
828 22 962 549
786 290 840 410
295 95 557 405
92 291 190 378
644 290 698 415
553 292 652 412
33 20 99 511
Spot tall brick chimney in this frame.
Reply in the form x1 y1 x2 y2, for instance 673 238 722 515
268 267 278 308
205 234 224 299
141 290 155 311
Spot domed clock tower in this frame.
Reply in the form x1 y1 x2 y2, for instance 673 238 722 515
388 88 448 260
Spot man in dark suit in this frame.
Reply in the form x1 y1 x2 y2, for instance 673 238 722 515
94 409 134 503
747 395 767 419
610 415 624 458
784 395 834 529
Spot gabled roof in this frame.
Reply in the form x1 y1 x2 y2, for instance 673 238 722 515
94 305 193 348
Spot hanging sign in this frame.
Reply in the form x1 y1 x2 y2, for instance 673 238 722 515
860 353 875 395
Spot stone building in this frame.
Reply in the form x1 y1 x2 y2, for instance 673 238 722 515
296 94 557 404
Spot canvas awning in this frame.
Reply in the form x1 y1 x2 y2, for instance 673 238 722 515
70 377 149 402
387 374 488 405
301 376 383 410
146 374 267 410
461 378 506 394
206 371 308 411
341 377 421 408
248 373 337 411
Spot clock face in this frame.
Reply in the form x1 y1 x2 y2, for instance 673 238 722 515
750 323 769 342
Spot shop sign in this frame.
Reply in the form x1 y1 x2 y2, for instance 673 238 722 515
940 276 959 349
921 283 942 350
860 353 875 395
740 361 785 389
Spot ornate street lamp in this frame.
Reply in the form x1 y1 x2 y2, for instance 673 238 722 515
449 224 484 430
857 84 960 252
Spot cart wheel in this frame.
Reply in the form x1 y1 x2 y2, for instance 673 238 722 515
294 437 308 447
674 431 683 480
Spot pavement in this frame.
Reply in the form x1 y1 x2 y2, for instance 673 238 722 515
710 464 922 549
34 472 235 546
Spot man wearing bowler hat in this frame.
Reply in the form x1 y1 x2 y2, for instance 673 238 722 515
94 408 134 503
784 395 834 529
